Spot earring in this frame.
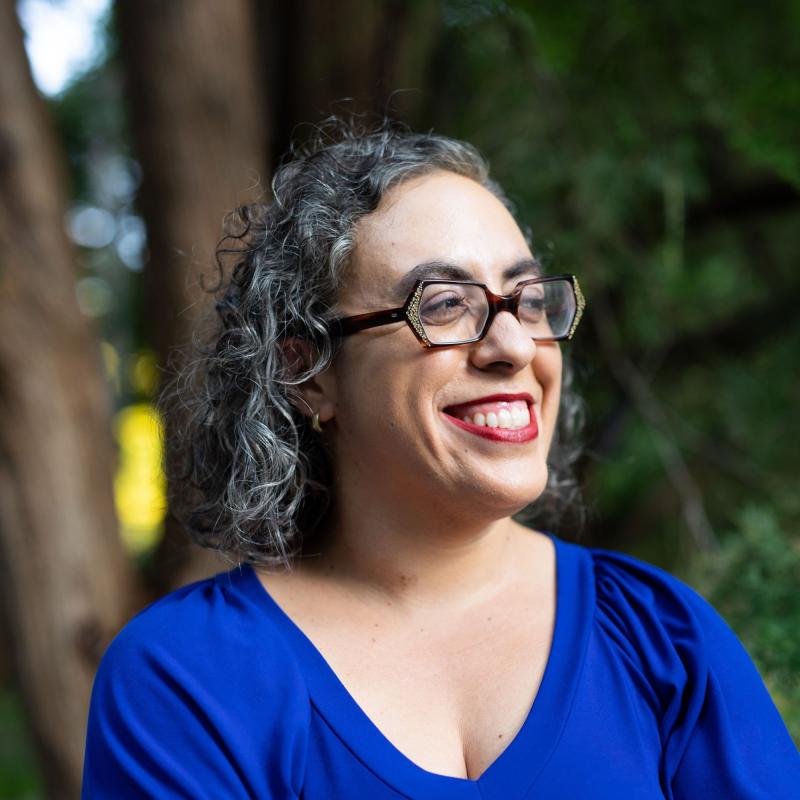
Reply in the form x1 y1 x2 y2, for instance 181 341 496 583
311 411 323 433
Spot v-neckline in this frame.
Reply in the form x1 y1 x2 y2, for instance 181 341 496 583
237 533 594 800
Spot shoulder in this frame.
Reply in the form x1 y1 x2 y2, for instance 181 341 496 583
588 543 706 613
84 566 311 796
91 564 310 743
576 541 800 792
586 543 743 660
584 542 751 686
103 566 302 673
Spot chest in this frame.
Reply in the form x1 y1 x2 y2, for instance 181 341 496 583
260 575 556 781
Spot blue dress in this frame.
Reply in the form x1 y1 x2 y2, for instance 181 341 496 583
82 533 800 798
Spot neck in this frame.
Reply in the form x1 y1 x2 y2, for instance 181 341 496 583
298 482 531 614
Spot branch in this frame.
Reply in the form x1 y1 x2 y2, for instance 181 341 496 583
590 289 720 554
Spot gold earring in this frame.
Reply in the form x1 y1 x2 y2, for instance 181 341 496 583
311 411 323 433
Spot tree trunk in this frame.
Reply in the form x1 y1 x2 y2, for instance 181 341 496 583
116 0 442 591
268 0 442 160
116 0 270 592
0 3 140 797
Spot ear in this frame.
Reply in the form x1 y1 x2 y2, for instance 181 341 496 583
280 337 337 424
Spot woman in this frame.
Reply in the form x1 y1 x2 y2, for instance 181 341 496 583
82 121 800 798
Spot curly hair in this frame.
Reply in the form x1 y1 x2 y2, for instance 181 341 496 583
159 118 584 570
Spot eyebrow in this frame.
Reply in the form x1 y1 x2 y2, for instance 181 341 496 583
392 258 543 302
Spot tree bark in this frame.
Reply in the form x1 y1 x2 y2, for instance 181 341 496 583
116 0 270 591
267 0 442 161
0 3 140 797
116 0 442 591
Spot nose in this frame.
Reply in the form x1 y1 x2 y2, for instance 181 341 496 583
469 309 537 372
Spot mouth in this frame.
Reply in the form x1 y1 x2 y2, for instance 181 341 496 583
441 393 539 443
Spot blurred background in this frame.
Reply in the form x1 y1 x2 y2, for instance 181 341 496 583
0 0 798 796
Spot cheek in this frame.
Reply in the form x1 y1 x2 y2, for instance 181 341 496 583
333 343 420 432
333 343 458 445
538 350 563 447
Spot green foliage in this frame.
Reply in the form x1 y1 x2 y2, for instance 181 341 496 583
8 0 797 789
437 0 800 736
435 0 800 551
681 507 800 743
0 690 42 799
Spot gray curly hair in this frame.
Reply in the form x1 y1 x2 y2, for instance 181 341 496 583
160 118 584 570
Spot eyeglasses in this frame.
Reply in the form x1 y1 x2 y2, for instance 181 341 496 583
328 274 585 347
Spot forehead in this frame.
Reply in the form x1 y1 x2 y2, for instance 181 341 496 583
345 171 533 305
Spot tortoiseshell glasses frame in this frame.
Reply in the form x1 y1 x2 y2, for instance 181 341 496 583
327 274 585 348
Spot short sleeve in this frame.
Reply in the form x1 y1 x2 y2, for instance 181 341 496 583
81 578 310 799
593 548 800 799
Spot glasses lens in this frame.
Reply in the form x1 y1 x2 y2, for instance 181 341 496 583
518 279 576 339
418 282 489 344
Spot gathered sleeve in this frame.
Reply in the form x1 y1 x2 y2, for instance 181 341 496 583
593 548 800 799
81 578 310 799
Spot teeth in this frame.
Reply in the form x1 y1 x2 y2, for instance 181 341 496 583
461 404 531 430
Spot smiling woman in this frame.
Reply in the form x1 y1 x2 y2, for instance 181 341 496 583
81 119 800 798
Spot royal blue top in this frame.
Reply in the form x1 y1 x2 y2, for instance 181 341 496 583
82 533 800 799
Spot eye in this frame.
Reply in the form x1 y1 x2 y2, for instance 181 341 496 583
420 289 471 325
519 290 545 321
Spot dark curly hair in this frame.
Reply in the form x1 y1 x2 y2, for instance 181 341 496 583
159 118 584 570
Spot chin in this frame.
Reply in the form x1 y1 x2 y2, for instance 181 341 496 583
475 466 549 519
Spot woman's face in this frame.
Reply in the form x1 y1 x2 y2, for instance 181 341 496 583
319 170 563 520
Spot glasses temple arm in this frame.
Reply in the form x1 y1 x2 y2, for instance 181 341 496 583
329 307 405 338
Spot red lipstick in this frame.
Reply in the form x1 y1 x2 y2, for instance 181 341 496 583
441 393 538 444
444 413 539 443
444 393 534 417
